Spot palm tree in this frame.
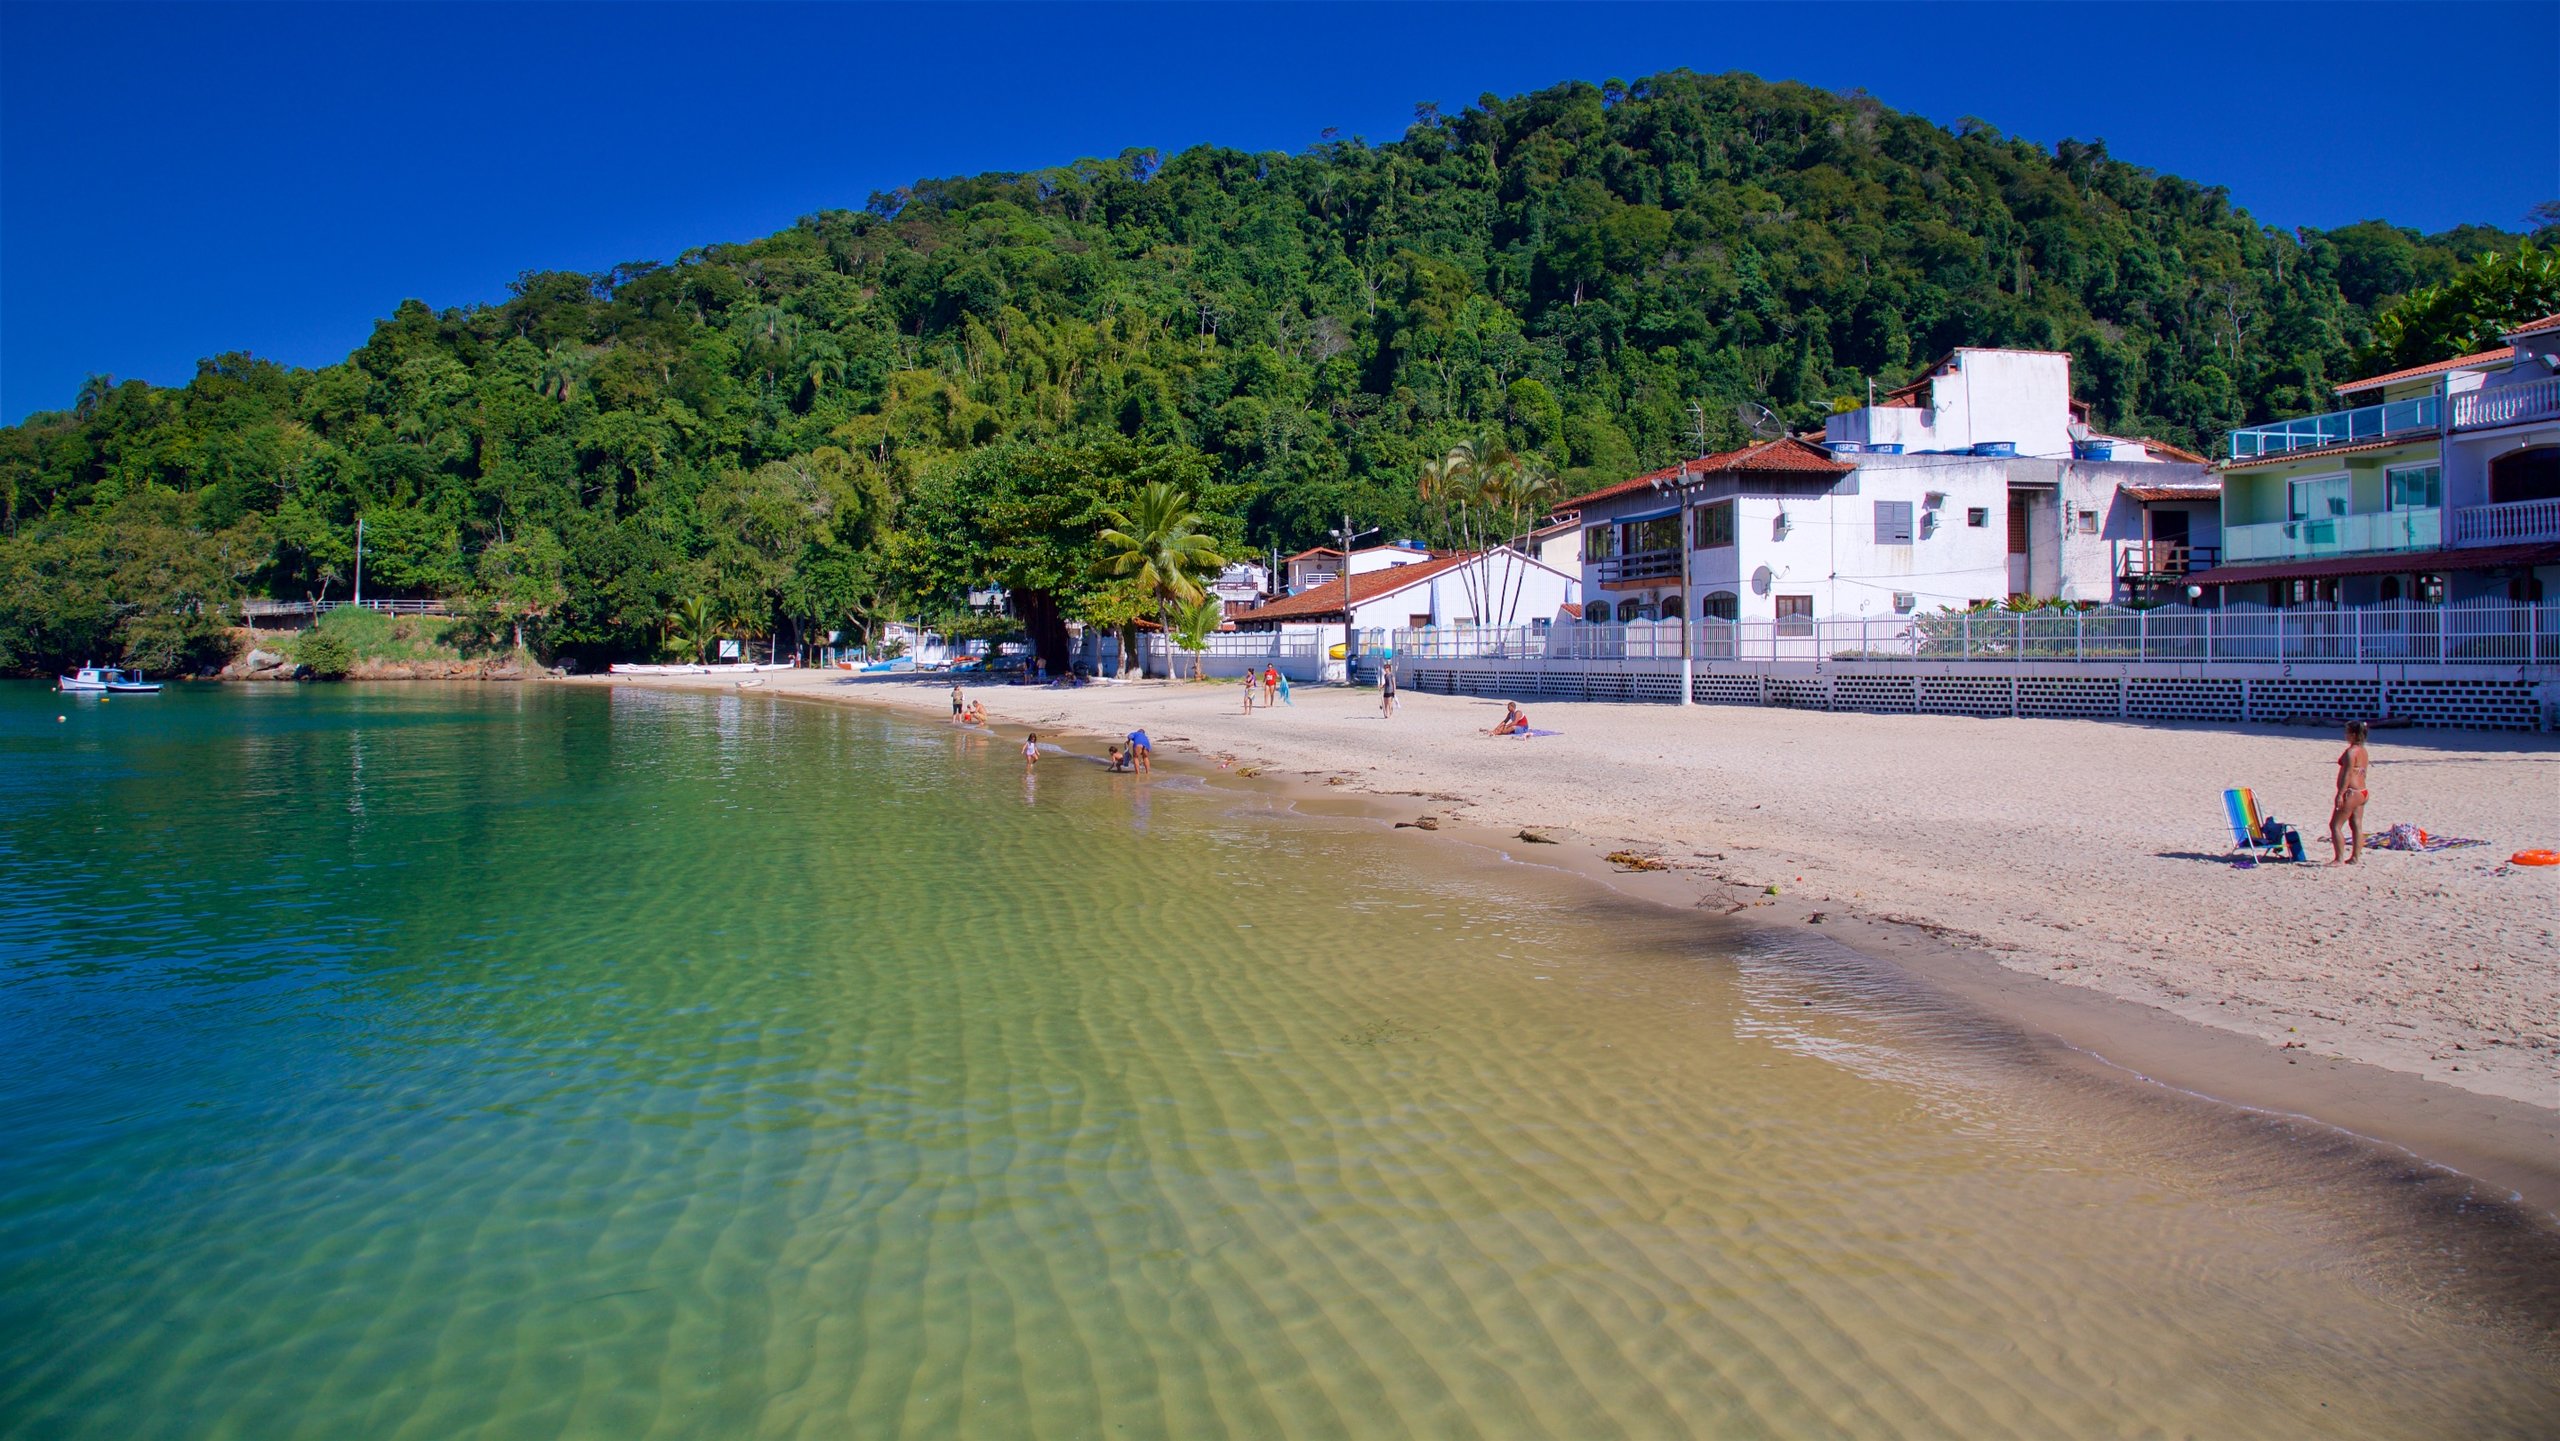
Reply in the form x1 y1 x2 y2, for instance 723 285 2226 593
1097 483 1225 679
1170 594 1223 680
667 595 722 663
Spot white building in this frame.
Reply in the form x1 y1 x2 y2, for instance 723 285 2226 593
1278 541 1438 595
1208 560 1270 614
1558 349 2220 625
1230 545 1580 634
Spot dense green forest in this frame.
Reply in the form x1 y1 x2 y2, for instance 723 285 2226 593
1 70 2543 674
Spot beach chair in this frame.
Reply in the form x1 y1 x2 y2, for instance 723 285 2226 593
2221 788 2303 864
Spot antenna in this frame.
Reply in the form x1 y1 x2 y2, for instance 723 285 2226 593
1734 402 1786 441
1687 401 1710 458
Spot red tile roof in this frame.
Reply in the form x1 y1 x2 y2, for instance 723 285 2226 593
1558 437 1855 510
2219 436 2432 471
2120 481 2222 502
1226 554 1469 624
2333 347 2512 394
2185 542 2560 589
2504 312 2560 340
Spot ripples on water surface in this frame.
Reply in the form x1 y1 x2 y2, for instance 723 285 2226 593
0 681 2553 1439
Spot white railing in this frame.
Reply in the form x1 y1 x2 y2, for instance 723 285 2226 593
240 598 453 620
2452 376 2560 430
2452 496 2560 545
1137 632 1324 681
1382 599 2560 669
2223 508 2439 562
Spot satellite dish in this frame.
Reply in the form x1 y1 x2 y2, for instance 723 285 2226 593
2067 420 2093 443
1734 402 1787 441
1750 565 1774 596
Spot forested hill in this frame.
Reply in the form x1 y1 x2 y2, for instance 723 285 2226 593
0 70 2536 671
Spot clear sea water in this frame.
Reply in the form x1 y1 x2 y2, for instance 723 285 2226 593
1 681 2553 1439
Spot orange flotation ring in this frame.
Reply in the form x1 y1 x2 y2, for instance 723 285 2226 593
2511 849 2560 866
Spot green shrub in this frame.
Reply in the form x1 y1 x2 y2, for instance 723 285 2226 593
295 626 354 679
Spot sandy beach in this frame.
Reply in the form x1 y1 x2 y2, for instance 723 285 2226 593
598 667 2560 1121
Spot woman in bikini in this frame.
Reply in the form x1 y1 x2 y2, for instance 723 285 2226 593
2328 720 2370 865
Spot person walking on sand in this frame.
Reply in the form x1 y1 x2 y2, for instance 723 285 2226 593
2328 720 2371 865
1127 728 1152 774
1380 660 1397 719
1262 665 1279 709
1241 669 1255 714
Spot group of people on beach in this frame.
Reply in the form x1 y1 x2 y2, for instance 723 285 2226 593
949 685 986 727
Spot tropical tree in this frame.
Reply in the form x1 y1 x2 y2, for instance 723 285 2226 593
1170 593 1223 680
2359 241 2560 374
473 527 568 653
666 595 722 663
1096 481 1225 679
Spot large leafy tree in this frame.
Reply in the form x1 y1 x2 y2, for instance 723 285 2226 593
2357 242 2560 374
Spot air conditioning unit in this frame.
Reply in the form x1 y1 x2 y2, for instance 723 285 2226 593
1893 592 1917 614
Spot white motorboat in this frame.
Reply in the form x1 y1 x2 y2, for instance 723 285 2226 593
58 665 162 694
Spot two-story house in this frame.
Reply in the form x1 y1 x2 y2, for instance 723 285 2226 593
1557 349 2219 626
2190 314 2560 606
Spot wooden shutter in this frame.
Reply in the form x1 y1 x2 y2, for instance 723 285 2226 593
1873 500 1913 544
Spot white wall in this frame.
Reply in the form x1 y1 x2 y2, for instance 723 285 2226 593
1350 550 1579 631
1825 350 2078 460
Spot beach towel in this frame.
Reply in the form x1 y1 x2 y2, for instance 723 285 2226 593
1277 675 1292 706
1519 727 1561 737
2364 823 2486 853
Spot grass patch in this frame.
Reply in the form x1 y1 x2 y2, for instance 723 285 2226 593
284 609 495 666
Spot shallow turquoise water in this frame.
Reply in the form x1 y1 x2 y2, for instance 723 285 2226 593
1 681 2553 1439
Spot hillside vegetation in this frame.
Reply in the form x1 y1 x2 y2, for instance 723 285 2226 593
0 70 2538 672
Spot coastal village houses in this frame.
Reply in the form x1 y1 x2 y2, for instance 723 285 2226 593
2187 313 2560 606
1228 540 1581 634
1555 347 2220 627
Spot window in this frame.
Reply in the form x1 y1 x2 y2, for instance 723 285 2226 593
1702 591 1738 621
1583 525 1618 561
2386 464 2442 511
1873 500 1914 545
2289 475 2350 522
1774 594 1813 635
1626 515 1681 554
1967 507 1990 528
1692 501 1735 549
1408 613 1433 629
1616 599 1651 623
2075 509 2099 535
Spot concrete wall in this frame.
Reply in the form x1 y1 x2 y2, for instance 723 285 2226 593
1826 350 2077 460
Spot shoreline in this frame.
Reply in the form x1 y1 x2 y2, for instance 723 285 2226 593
576 667 2560 1220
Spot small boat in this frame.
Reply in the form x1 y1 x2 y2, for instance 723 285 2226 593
59 665 162 694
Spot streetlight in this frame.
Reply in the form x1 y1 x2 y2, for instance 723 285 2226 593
1330 514 1379 683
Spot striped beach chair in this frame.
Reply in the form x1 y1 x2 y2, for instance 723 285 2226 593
2222 788 2301 864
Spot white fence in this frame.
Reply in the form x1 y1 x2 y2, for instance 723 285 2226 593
241 598 453 623
1137 631 1326 681
1381 600 2560 668
1385 601 2560 732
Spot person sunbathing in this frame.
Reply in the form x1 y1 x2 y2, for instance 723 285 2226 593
1490 702 1529 737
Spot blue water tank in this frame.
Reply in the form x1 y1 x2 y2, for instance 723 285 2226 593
2073 440 2117 461
1867 443 1904 454
1828 440 1867 454
1970 441 2018 457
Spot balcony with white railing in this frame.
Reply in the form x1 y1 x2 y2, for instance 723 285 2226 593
2451 375 2560 431
2227 393 2438 460
1591 550 1682 585
2452 496 2560 546
2222 508 2440 563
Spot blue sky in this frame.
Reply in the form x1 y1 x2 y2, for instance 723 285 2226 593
4 1 2554 422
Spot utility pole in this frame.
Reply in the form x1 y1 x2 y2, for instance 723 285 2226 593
352 515 364 609
1331 514 1379 683
1688 401 1710 459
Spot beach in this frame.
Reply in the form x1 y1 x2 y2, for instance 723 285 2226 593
600 668 2560 1120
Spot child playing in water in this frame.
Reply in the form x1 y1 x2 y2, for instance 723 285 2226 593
1023 732 1041 766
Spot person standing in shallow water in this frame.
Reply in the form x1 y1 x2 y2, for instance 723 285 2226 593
2328 720 2370 865
951 684 965 722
